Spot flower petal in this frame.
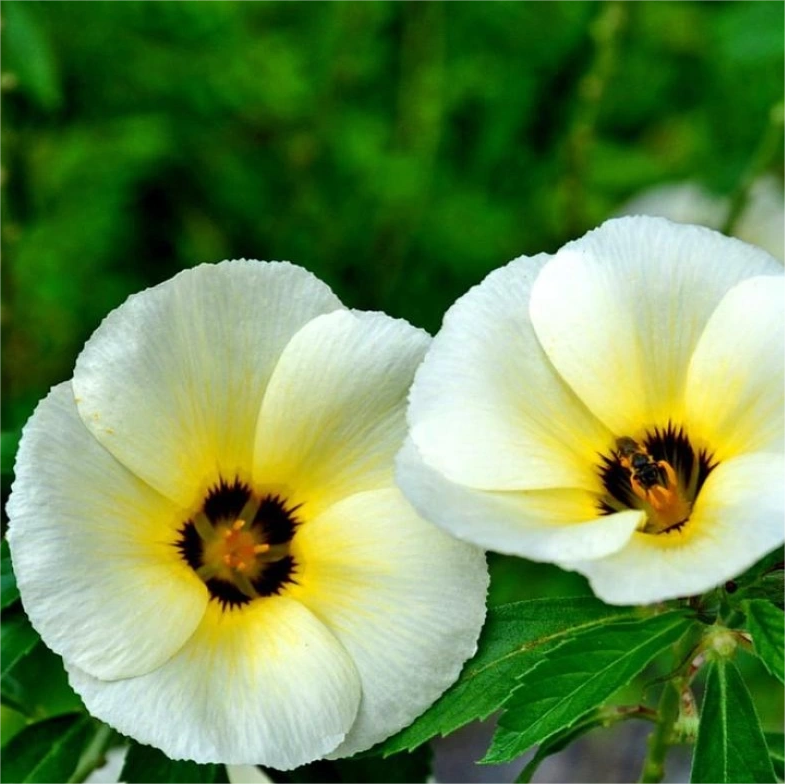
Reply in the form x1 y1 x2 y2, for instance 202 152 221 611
67 596 361 769
529 216 783 435
561 452 785 605
72 261 344 507
407 254 611 492
396 438 642 562
227 766 273 784
686 275 784 461
253 310 429 518
6 383 207 681
287 487 488 756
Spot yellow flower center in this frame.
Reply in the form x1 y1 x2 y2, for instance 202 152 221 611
598 425 716 536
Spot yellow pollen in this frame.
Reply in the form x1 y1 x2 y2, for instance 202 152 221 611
253 544 270 554
631 459 692 535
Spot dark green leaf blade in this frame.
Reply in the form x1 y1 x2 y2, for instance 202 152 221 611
765 732 784 781
744 600 784 684
485 611 695 764
1 538 21 610
122 741 229 783
1 607 40 678
378 597 637 755
691 658 776 783
2 713 94 783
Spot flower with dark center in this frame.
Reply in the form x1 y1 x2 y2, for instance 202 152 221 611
7 260 488 768
398 217 783 605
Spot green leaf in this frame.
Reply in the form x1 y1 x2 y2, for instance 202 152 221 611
1 606 40 678
485 611 695 764
765 732 784 781
278 746 432 783
1 713 94 783
729 550 784 608
744 600 784 684
691 659 776 783
377 597 637 755
1 538 21 610
121 742 229 783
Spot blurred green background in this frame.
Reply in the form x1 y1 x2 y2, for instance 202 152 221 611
3 0 783 433
1 2 783 779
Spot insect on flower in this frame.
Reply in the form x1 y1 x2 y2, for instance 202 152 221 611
613 436 691 534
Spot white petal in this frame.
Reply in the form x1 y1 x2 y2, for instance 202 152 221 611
287 487 488 757
227 766 273 784
529 216 783 435
67 597 361 769
686 276 784 460
563 453 785 605
396 438 641 562
6 383 207 681
407 254 611 492
72 261 343 508
253 310 429 518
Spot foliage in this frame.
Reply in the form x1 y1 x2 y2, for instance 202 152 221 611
2 1 783 782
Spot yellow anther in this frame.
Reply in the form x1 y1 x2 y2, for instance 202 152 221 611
236 561 247 572
222 554 232 566
232 519 246 531
253 543 270 554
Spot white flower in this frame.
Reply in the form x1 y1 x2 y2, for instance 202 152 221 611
398 217 783 605
7 260 488 769
617 177 785 262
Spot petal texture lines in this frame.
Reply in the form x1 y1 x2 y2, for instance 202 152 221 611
254 310 430 518
6 383 208 681
68 597 361 769
396 438 642 562
288 487 488 756
686 275 784 461
407 254 610 493
529 216 783 435
72 261 344 508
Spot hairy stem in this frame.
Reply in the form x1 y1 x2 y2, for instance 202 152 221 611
639 679 680 783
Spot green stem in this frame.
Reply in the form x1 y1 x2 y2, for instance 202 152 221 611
639 679 680 783
638 622 704 784
68 722 116 784
721 100 784 235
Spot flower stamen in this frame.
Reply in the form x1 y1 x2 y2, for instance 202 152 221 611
175 479 300 609
598 425 716 536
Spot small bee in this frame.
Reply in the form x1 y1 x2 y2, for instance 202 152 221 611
614 437 689 532
614 437 668 491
